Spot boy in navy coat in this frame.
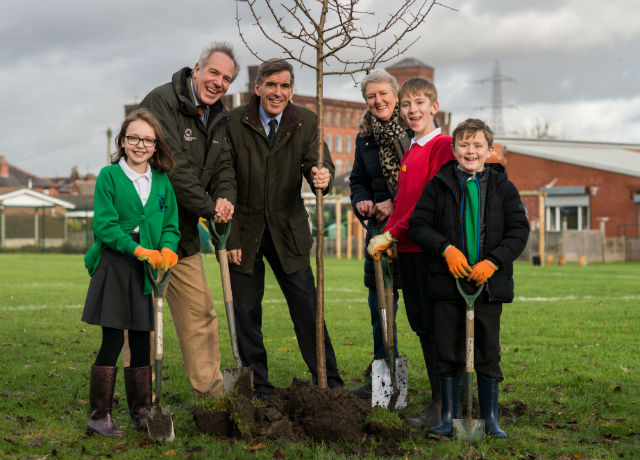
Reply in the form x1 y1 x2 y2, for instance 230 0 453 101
409 119 529 438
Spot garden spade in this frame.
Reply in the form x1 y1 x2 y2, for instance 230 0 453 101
354 214 407 410
207 220 253 395
371 251 408 410
452 278 485 441
144 264 175 442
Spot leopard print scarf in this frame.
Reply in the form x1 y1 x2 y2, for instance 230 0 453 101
369 105 411 193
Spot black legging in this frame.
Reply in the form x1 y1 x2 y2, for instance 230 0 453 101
94 327 150 367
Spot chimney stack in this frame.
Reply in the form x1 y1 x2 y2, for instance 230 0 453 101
0 156 8 178
248 65 259 92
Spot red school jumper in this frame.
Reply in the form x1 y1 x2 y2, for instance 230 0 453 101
384 130 454 253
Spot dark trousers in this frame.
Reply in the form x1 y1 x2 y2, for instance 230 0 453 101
368 288 399 360
398 252 435 347
229 229 343 393
434 292 503 381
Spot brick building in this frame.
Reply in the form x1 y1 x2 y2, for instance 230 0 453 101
497 138 640 237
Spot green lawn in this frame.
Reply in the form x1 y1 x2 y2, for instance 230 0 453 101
1 253 639 459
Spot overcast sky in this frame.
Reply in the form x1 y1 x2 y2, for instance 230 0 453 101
1 0 638 178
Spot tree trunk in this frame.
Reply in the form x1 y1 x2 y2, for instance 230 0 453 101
315 0 329 390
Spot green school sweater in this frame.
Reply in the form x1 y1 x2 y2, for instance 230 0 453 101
84 163 180 295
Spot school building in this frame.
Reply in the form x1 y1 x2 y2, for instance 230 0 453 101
495 138 640 238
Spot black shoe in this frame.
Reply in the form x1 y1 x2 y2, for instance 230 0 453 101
252 387 273 401
349 381 372 400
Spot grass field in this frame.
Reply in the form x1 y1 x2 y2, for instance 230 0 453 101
1 253 639 459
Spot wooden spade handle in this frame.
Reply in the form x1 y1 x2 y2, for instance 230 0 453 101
373 259 389 351
217 248 242 368
155 296 164 360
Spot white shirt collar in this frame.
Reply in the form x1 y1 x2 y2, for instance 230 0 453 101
410 127 442 147
119 157 151 181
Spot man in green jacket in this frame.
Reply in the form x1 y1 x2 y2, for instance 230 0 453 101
139 43 237 398
225 58 343 399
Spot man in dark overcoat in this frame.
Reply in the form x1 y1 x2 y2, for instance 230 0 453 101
225 58 343 399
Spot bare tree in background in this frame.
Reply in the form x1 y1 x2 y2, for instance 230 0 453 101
235 0 455 388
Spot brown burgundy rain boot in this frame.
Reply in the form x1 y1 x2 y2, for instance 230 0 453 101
87 365 124 437
124 365 152 430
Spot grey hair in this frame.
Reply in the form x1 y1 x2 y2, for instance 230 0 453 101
360 70 399 100
198 42 240 81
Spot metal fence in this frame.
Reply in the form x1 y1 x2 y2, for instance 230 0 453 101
521 229 640 263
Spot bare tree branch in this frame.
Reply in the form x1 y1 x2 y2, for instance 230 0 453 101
236 0 319 70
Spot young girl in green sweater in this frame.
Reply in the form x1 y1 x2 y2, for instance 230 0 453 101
81 108 180 437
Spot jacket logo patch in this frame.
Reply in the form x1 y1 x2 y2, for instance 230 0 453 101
402 164 407 172
184 128 196 142
211 139 219 144
158 195 166 211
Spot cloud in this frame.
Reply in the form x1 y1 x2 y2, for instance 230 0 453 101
425 0 640 58
452 95 640 142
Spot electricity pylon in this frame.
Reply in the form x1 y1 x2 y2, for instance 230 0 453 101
477 60 514 137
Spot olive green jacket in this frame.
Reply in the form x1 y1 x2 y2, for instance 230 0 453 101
139 67 236 258
225 95 334 275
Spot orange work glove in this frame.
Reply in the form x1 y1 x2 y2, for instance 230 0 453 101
133 246 162 268
386 246 397 262
367 231 396 261
159 248 178 271
467 259 498 286
443 245 472 278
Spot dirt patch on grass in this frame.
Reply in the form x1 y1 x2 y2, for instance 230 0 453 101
259 378 371 443
500 399 530 419
192 377 411 453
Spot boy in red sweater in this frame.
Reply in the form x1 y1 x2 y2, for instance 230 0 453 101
368 77 454 429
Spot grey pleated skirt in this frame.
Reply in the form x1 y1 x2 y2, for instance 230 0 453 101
81 241 154 331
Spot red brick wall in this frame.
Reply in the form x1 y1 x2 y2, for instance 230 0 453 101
505 152 640 237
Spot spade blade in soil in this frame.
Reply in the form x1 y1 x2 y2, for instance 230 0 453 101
223 366 254 398
371 355 408 410
147 405 175 442
452 416 484 441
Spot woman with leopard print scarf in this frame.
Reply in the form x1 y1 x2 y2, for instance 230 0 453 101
348 70 410 401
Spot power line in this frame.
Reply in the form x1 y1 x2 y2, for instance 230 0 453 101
16 131 103 163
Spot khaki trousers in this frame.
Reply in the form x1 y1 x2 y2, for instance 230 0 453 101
165 253 223 397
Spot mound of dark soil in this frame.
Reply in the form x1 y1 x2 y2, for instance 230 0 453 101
193 377 411 450
259 378 371 443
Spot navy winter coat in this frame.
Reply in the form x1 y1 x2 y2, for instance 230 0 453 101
409 161 530 303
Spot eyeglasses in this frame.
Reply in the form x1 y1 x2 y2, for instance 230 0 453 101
125 135 156 148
